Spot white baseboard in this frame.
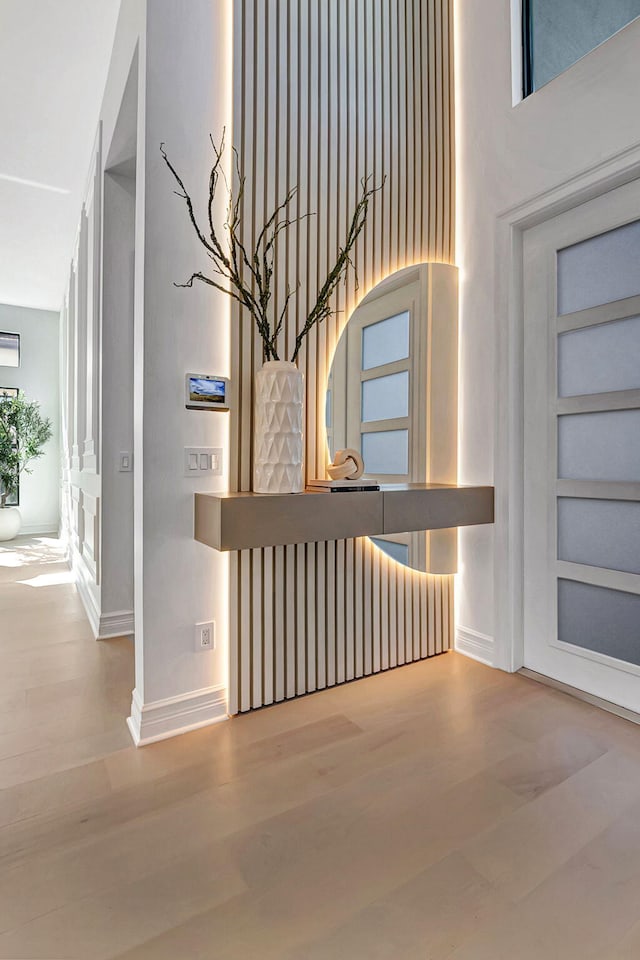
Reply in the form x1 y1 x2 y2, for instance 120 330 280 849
74 565 101 637
98 610 134 639
127 685 228 746
21 522 60 536
455 625 495 666
70 548 134 639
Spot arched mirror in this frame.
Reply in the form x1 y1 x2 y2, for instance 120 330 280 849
325 262 458 573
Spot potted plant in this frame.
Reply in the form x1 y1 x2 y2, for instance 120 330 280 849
162 133 381 494
0 391 53 541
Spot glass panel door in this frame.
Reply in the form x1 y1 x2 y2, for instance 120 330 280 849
523 178 640 713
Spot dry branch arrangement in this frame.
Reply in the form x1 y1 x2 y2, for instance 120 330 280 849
161 131 382 363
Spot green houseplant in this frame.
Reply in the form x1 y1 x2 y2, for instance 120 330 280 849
0 391 53 541
162 132 382 494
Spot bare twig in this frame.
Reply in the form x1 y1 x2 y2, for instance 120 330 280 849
161 136 382 363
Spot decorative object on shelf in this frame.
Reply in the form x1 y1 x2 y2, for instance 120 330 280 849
0 391 52 541
254 360 304 494
161 132 381 494
309 448 377 491
327 447 365 481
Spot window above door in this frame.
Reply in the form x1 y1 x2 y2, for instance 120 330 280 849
522 0 640 97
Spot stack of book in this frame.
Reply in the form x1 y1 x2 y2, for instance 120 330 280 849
307 478 380 493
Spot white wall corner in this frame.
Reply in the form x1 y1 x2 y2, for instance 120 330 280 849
127 684 228 747
455 625 496 667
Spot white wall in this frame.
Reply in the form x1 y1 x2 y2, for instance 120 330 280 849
61 2 145 639
0 303 60 534
60 0 232 743
134 0 231 727
454 2 640 665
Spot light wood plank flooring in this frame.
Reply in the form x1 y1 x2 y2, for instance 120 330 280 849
1 536 640 958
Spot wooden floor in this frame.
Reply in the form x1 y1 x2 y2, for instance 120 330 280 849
2 538 640 959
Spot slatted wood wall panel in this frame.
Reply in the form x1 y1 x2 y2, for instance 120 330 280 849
229 0 455 714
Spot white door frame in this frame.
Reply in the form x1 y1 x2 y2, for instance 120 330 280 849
493 141 640 673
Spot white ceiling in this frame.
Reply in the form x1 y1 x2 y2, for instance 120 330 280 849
0 0 120 312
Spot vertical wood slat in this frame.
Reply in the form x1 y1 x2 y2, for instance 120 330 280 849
296 543 306 695
251 548 262 707
229 0 456 713
389 561 398 669
345 538 355 681
372 544 381 673
274 545 285 701
354 537 364 678
263 546 274 705
228 554 239 716
326 541 336 687
316 541 327 690
240 550 251 711
396 563 406 666
306 540 316 692
285 544 296 698
336 539 346 684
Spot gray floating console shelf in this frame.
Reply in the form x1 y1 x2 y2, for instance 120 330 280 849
195 483 494 552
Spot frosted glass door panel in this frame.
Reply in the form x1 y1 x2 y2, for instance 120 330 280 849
558 499 640 575
557 219 640 315
362 312 410 370
558 315 640 397
361 429 408 475
558 410 640 481
558 579 640 666
361 371 409 422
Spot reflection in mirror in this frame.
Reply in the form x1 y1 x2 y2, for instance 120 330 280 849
326 263 458 573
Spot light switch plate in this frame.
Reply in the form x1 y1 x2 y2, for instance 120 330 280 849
119 451 133 472
184 447 223 477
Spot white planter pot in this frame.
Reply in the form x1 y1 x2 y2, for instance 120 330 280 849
254 360 304 494
0 506 21 542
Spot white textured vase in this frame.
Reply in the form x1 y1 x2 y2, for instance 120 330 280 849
254 360 304 494
0 506 21 542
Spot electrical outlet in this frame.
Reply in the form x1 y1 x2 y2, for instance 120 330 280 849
195 621 215 651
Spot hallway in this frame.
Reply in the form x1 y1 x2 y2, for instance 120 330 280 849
2 540 640 957
0 537 133 786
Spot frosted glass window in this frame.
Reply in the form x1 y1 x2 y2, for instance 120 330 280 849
526 0 640 94
371 538 409 565
0 333 19 368
361 371 409 423
558 579 640 666
362 312 410 370
558 499 640 575
558 410 640 482
558 315 640 397
361 429 408 475
557 220 640 315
